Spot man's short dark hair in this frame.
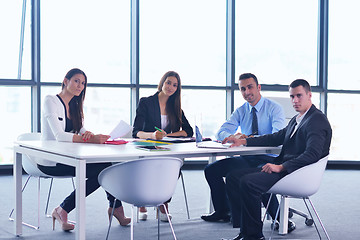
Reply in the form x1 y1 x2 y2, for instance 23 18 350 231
239 73 259 86
289 79 311 93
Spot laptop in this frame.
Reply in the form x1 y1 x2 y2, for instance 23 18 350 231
195 125 232 149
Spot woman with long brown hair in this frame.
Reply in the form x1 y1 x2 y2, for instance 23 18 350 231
39 68 130 231
132 70 193 221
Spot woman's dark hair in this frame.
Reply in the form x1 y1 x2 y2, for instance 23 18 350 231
62 68 87 133
157 71 182 132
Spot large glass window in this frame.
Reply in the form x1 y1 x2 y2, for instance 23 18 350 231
328 0 360 90
40 0 130 83
3 1 360 166
235 0 318 85
327 93 360 161
84 87 131 134
139 0 226 86
0 0 31 79
0 87 31 164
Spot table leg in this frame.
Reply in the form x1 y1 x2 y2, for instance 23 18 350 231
279 196 289 235
208 155 216 213
14 151 22 236
75 160 86 240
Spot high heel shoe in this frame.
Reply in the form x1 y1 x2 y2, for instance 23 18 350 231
52 207 75 231
160 212 172 222
139 207 148 221
108 206 131 226
158 203 172 222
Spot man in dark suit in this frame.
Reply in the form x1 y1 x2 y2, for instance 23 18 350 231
222 79 332 240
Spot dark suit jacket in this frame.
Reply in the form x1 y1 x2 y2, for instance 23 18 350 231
132 92 193 138
246 104 332 173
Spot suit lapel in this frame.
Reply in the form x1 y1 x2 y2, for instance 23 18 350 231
153 93 162 128
291 105 315 136
285 118 297 140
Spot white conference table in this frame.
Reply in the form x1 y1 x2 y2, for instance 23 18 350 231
13 140 281 240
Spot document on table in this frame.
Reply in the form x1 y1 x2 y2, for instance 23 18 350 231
109 120 132 139
160 137 195 143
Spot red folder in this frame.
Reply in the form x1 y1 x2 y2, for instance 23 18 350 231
104 139 128 145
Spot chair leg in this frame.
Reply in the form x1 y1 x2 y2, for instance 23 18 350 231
180 170 190 219
37 177 41 228
45 178 54 217
161 203 177 240
157 207 160 240
105 200 117 240
262 193 273 222
269 202 281 240
289 207 311 220
137 207 139 223
131 205 135 240
303 198 331 240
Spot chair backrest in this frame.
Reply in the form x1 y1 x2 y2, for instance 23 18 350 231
17 133 50 177
267 155 329 198
98 157 183 207
267 97 297 123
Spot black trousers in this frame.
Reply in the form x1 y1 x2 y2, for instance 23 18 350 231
38 162 121 213
226 167 287 238
204 155 279 219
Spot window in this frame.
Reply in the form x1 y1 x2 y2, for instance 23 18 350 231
139 0 226 86
328 0 360 90
235 0 318 85
327 93 360 161
0 0 31 79
0 87 31 164
84 87 131 134
40 0 130 83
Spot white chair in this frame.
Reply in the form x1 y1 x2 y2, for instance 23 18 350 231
98 157 183 240
265 155 330 240
267 96 297 123
9 133 75 229
136 168 190 222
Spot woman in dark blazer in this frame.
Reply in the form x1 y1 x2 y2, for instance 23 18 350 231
132 70 193 221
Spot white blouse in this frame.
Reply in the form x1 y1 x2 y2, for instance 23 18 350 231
161 115 169 130
39 95 86 166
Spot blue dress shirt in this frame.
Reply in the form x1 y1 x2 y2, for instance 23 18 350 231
216 96 286 141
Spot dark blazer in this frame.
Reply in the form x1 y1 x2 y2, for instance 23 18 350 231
246 104 332 173
132 92 193 138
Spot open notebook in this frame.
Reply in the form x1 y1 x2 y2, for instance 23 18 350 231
195 125 231 149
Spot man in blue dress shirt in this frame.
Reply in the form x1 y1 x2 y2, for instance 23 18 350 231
201 73 290 230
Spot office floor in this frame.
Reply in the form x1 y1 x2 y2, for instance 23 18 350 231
0 168 359 240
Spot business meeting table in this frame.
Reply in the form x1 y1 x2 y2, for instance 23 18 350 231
13 139 281 240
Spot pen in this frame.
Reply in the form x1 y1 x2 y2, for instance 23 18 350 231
154 126 164 132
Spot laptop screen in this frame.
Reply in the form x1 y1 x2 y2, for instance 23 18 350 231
195 125 203 143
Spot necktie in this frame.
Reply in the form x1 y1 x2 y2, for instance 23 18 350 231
251 107 258 136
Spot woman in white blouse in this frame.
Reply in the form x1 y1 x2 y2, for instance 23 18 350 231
39 68 130 231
